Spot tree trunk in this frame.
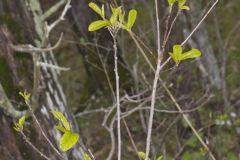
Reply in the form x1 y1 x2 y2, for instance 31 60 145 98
0 0 86 159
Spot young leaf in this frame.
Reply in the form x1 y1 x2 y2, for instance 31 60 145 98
180 48 201 60
119 10 125 24
55 125 68 133
83 153 92 160
178 0 187 7
168 0 176 6
157 155 163 160
127 9 137 30
60 131 79 151
18 116 26 127
88 2 102 17
88 20 110 31
51 111 70 130
137 152 146 160
14 116 26 131
169 45 182 65
101 5 105 18
110 6 122 25
171 44 183 65
169 52 179 65
19 91 31 102
180 5 190 10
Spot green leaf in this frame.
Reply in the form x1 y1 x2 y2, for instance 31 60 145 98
88 2 102 17
169 52 179 65
110 6 122 25
51 111 70 130
55 125 68 133
101 5 105 18
88 20 110 31
119 10 125 24
83 153 92 160
173 44 182 58
178 0 187 7
137 152 150 160
19 91 31 102
157 156 163 160
14 116 26 131
127 9 137 30
180 5 190 10
60 131 79 151
137 152 146 160
168 0 176 6
180 48 201 60
169 44 182 65
18 116 26 127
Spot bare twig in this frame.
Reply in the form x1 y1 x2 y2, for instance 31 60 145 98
20 131 50 160
46 0 71 35
10 33 63 53
181 0 219 46
37 62 70 71
109 29 121 160
123 119 140 160
145 2 171 159
42 0 67 20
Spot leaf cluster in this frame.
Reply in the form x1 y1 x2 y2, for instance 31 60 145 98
169 45 201 66
88 2 137 32
51 111 79 151
168 0 190 10
137 151 163 160
19 90 31 102
13 116 26 132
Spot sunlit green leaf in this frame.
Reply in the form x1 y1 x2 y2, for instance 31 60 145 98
19 116 26 127
127 9 137 30
101 5 105 18
119 10 125 23
19 91 31 102
110 6 122 25
169 45 201 65
88 2 102 17
88 20 110 31
180 48 201 60
55 125 68 133
169 44 182 65
178 0 187 7
168 0 176 6
13 116 26 132
60 131 79 151
110 5 116 13
51 111 70 130
180 5 190 10
137 152 150 160
157 155 163 160
169 52 179 65
83 153 92 160
137 152 146 160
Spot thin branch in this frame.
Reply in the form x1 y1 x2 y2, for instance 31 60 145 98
37 62 70 71
10 33 63 53
46 0 71 35
123 119 140 160
42 0 67 20
20 131 50 160
109 30 121 160
181 0 219 46
145 2 169 159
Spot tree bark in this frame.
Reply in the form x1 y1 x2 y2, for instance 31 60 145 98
0 0 86 159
